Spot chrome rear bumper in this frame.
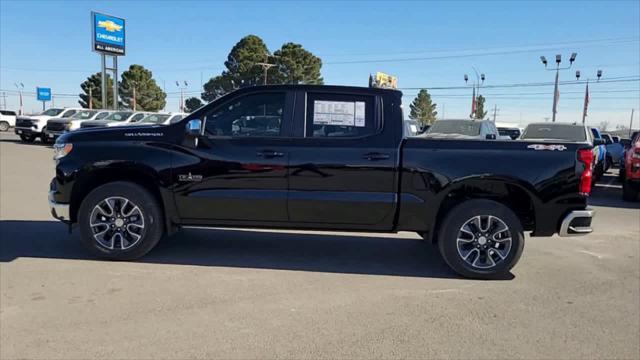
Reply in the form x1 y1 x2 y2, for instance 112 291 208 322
559 209 594 237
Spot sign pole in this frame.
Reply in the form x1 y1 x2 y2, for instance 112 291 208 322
101 54 107 109
113 55 118 110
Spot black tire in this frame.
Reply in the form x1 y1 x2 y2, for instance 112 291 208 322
437 199 525 280
0 121 9 132
78 181 164 260
622 180 639 202
19 134 36 143
40 127 51 144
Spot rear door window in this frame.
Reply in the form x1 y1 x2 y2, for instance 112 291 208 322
305 93 377 138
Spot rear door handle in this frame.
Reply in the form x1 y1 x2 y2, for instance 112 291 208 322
257 150 284 158
362 152 390 161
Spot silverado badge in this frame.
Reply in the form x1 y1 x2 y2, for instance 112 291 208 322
178 173 203 182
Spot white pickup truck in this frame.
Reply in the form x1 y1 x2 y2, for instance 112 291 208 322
45 109 112 141
14 108 82 143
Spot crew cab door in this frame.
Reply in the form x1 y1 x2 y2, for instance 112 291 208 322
173 90 294 223
287 91 399 230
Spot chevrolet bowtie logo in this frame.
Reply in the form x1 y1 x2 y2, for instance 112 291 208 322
97 20 122 32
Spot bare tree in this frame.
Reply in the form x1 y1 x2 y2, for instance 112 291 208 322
598 120 610 131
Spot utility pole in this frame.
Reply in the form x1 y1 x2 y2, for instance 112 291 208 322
132 85 136 111
630 109 635 138
88 87 93 109
256 54 276 85
176 81 188 112
0 91 7 109
540 53 577 122
492 104 498 122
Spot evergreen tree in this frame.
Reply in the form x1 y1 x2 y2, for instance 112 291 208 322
78 73 114 109
474 95 487 119
184 97 203 112
409 89 438 126
272 42 323 84
119 65 166 111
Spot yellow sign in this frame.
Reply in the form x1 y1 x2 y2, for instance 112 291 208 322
374 72 398 89
97 20 123 32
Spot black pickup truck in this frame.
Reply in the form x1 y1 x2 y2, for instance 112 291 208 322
49 85 595 279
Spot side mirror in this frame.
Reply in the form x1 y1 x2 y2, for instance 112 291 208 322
593 138 605 146
486 134 496 140
186 119 202 137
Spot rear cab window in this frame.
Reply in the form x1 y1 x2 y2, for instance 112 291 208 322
305 93 378 138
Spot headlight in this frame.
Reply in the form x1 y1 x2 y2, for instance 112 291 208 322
53 143 73 160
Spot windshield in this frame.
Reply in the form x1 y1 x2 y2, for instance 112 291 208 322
498 127 521 139
71 110 98 119
141 114 171 124
104 112 133 121
521 124 586 142
40 108 64 116
427 120 481 136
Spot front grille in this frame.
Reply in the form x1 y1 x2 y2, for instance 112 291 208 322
16 118 35 128
47 122 67 132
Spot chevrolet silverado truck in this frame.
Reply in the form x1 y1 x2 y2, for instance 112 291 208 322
15 107 81 143
49 85 595 279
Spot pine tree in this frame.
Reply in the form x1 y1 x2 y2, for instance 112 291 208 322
78 73 114 109
474 95 487 119
119 65 166 111
409 89 438 126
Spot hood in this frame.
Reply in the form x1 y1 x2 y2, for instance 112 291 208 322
80 120 114 128
58 123 174 144
47 118 71 125
18 115 52 122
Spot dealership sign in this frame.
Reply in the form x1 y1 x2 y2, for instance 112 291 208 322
92 12 125 56
36 87 51 101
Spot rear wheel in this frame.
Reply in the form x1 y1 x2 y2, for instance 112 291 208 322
78 182 164 260
437 199 525 279
622 180 639 202
0 121 9 132
19 134 36 143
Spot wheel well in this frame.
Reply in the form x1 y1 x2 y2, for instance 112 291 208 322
430 182 535 243
70 169 165 224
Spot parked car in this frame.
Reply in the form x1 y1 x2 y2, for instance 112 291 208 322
45 109 112 141
622 132 640 201
49 85 595 279
136 112 188 126
496 122 522 140
422 119 499 140
80 111 149 128
14 108 81 143
602 133 624 166
589 127 609 178
0 109 17 131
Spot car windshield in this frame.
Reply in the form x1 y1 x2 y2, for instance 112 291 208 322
71 110 98 119
498 128 521 139
427 120 481 136
104 112 133 121
140 114 171 124
521 124 586 142
40 108 64 116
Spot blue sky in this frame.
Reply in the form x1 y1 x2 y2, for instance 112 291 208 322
1 0 639 127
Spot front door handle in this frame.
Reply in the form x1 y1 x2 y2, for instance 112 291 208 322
257 150 284 158
362 152 390 161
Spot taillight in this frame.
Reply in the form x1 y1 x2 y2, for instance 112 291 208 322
578 149 593 196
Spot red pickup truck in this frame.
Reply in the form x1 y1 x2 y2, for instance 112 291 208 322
622 132 640 201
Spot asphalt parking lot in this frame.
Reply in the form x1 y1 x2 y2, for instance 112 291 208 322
0 131 638 359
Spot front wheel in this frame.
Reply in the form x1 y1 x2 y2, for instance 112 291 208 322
40 127 51 144
437 199 525 279
19 134 36 143
78 182 165 260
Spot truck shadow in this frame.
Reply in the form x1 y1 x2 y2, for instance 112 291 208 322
589 171 640 209
0 220 514 280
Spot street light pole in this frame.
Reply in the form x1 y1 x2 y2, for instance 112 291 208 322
176 81 188 112
540 53 577 122
575 69 602 124
14 83 24 115
464 69 485 119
